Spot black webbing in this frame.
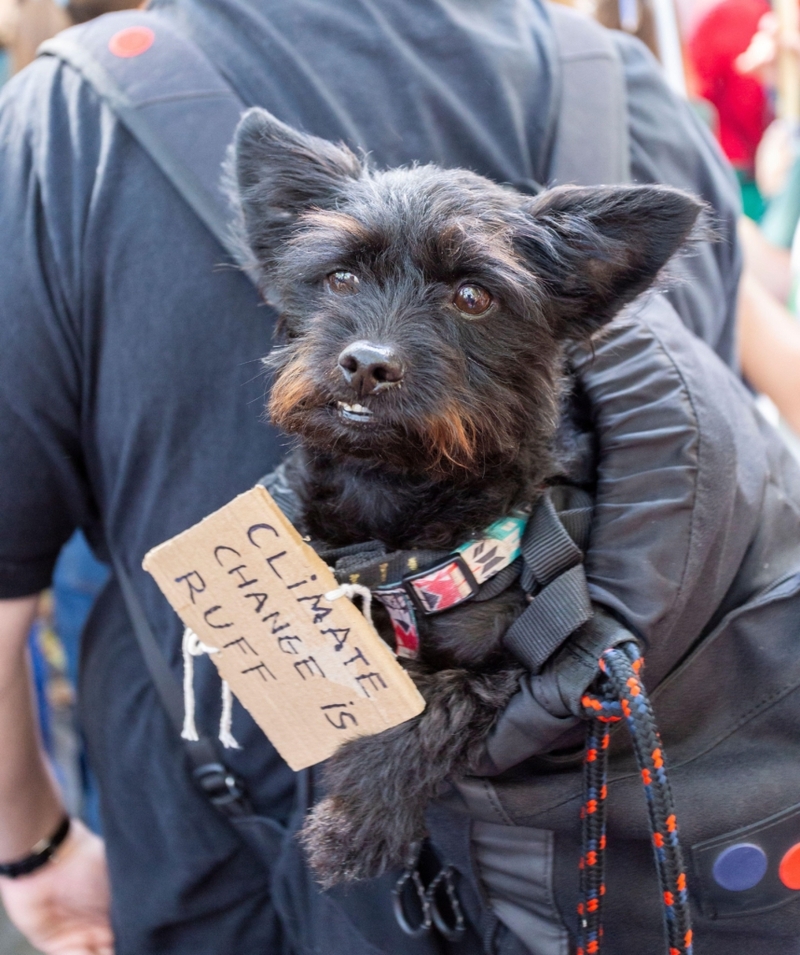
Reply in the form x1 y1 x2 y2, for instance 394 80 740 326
504 490 594 672
504 564 593 672
319 543 450 591
112 556 252 817
112 555 184 734
520 493 584 589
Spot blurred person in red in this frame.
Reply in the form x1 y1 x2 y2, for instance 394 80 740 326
686 0 772 218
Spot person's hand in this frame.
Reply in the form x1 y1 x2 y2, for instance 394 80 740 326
736 12 800 83
0 819 114 955
0 0 19 48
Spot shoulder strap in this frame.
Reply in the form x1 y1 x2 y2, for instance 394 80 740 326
38 10 247 264
503 489 594 672
546 3 631 185
39 7 631 230
111 555 253 818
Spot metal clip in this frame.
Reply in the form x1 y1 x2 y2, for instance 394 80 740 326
192 762 250 816
426 865 466 942
392 841 466 941
392 842 432 937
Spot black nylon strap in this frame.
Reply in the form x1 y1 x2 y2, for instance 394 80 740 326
504 563 593 673
503 489 595 672
112 555 185 734
112 556 252 817
520 493 583 592
325 545 450 590
551 608 638 716
550 485 594 553
39 11 250 273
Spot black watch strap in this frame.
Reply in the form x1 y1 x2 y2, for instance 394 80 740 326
0 816 71 879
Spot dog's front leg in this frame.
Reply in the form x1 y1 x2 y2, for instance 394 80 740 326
299 662 524 887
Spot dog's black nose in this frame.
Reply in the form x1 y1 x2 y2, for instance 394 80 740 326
338 342 404 397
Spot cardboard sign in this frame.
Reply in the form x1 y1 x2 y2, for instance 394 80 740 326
143 486 425 770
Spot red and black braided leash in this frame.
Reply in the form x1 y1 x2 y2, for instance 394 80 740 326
579 643 693 955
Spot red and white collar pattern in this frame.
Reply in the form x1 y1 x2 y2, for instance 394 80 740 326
372 515 527 659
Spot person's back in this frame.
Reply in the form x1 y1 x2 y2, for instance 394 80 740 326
0 2 742 954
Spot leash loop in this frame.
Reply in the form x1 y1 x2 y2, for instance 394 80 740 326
427 866 466 941
579 643 693 955
392 842 433 937
392 842 466 941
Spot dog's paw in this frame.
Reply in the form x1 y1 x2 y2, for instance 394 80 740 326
299 797 420 888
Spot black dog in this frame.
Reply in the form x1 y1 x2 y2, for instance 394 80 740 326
232 108 702 888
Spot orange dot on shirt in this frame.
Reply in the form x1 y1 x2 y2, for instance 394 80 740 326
108 26 155 58
779 843 800 890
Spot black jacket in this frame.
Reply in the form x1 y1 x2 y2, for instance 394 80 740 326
441 301 800 955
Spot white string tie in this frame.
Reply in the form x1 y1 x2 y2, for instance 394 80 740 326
219 680 241 750
180 627 240 749
324 582 375 628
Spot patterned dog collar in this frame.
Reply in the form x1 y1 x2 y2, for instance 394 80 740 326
373 515 527 658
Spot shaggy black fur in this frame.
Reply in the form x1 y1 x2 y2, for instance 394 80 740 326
233 108 703 887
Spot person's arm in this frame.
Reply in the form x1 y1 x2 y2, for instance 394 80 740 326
0 596 63 857
0 56 117 955
0 596 114 955
737 267 800 434
738 214 793 304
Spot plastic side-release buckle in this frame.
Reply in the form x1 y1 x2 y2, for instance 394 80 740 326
403 554 480 615
192 761 251 817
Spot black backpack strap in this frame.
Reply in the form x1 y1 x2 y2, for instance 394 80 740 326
547 2 631 185
38 10 247 264
504 489 595 672
39 6 631 235
111 555 253 818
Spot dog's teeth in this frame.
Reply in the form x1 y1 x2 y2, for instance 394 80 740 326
337 401 372 416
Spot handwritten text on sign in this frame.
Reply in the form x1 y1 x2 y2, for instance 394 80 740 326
143 486 425 770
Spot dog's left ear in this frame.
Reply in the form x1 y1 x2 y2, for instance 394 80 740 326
515 185 704 338
233 108 364 278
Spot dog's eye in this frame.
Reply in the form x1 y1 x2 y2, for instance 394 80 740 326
327 271 360 294
453 284 492 317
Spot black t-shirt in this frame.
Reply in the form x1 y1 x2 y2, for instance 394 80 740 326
0 1 740 951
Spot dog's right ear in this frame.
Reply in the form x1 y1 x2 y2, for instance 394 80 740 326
233 108 363 279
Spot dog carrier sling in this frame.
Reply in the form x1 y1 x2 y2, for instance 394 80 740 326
38 11 787 955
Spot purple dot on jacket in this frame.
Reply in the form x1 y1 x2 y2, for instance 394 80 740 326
712 843 768 892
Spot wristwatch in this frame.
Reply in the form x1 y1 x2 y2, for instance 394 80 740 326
0 816 71 879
